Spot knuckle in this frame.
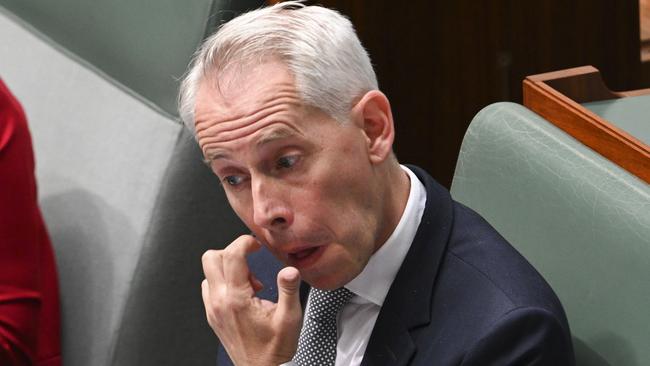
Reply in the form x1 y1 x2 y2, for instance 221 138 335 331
222 248 234 262
201 249 216 264
210 296 224 313
219 294 234 309
230 300 247 313
221 293 247 313
202 250 224 269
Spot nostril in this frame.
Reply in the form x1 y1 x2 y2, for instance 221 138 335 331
271 217 286 226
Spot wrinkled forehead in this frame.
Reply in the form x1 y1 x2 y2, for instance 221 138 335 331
193 60 322 152
195 59 300 117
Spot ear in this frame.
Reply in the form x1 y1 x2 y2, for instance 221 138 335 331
351 90 395 164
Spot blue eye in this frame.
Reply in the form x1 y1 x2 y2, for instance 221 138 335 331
223 175 244 186
276 155 298 169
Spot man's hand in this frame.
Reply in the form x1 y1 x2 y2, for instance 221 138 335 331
201 235 303 366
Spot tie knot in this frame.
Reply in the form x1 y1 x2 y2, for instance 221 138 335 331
307 287 354 320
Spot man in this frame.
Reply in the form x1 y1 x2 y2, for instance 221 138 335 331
179 2 575 365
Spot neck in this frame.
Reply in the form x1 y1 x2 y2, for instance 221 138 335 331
373 162 411 252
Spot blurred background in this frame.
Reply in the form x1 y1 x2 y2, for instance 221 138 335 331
2 0 648 186
307 0 650 187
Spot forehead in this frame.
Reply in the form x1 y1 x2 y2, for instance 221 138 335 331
194 60 298 123
193 61 316 159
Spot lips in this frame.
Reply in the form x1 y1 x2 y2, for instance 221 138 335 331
291 247 318 259
287 245 326 269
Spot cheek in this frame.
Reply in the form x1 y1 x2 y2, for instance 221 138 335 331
225 191 254 226
299 175 345 215
307 159 373 220
292 187 327 226
303 179 376 242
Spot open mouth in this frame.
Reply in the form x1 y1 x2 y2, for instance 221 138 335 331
288 246 324 268
290 247 318 259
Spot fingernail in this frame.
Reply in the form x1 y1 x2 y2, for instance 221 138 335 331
250 233 264 246
285 268 299 281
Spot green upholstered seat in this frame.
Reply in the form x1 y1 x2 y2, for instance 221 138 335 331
582 95 650 146
0 0 262 117
451 102 650 366
0 1 262 365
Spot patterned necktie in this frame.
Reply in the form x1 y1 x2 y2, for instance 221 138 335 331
293 287 354 366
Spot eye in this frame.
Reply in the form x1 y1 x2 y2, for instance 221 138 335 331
223 175 245 186
276 155 299 169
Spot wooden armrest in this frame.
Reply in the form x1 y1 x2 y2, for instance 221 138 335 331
523 66 649 183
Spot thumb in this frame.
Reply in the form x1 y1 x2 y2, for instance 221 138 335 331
276 266 302 319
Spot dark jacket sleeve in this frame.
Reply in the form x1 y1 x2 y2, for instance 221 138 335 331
460 307 575 366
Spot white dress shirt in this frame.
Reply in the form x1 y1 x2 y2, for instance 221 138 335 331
282 165 427 366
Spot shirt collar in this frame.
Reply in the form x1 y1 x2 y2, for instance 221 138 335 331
345 165 427 306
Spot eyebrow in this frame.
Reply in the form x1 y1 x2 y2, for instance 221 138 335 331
255 126 299 148
202 126 300 165
202 149 229 165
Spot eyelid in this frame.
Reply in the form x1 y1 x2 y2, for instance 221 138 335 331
223 174 247 187
276 154 300 168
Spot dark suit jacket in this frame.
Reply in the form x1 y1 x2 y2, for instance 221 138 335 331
217 165 575 365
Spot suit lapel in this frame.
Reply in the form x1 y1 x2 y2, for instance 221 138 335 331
361 165 454 366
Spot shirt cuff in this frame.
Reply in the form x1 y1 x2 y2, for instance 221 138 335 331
279 361 296 366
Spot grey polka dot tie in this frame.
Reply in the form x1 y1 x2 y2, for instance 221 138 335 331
293 287 354 366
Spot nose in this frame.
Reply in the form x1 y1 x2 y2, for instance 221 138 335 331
251 175 293 231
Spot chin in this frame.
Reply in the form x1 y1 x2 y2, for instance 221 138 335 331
302 275 347 291
300 263 359 290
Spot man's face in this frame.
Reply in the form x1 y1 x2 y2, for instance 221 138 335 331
194 61 385 290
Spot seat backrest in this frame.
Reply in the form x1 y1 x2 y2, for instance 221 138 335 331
0 0 263 117
0 1 261 364
451 102 650 366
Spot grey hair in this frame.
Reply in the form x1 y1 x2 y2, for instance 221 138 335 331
178 1 378 135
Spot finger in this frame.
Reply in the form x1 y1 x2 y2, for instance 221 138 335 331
275 266 302 321
201 279 212 323
202 249 225 291
222 235 262 288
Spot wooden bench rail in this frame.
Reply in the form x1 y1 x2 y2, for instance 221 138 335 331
523 66 649 183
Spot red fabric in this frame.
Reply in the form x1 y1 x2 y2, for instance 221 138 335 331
0 79 61 366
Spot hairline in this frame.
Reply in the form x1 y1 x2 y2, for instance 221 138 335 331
179 1 377 135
